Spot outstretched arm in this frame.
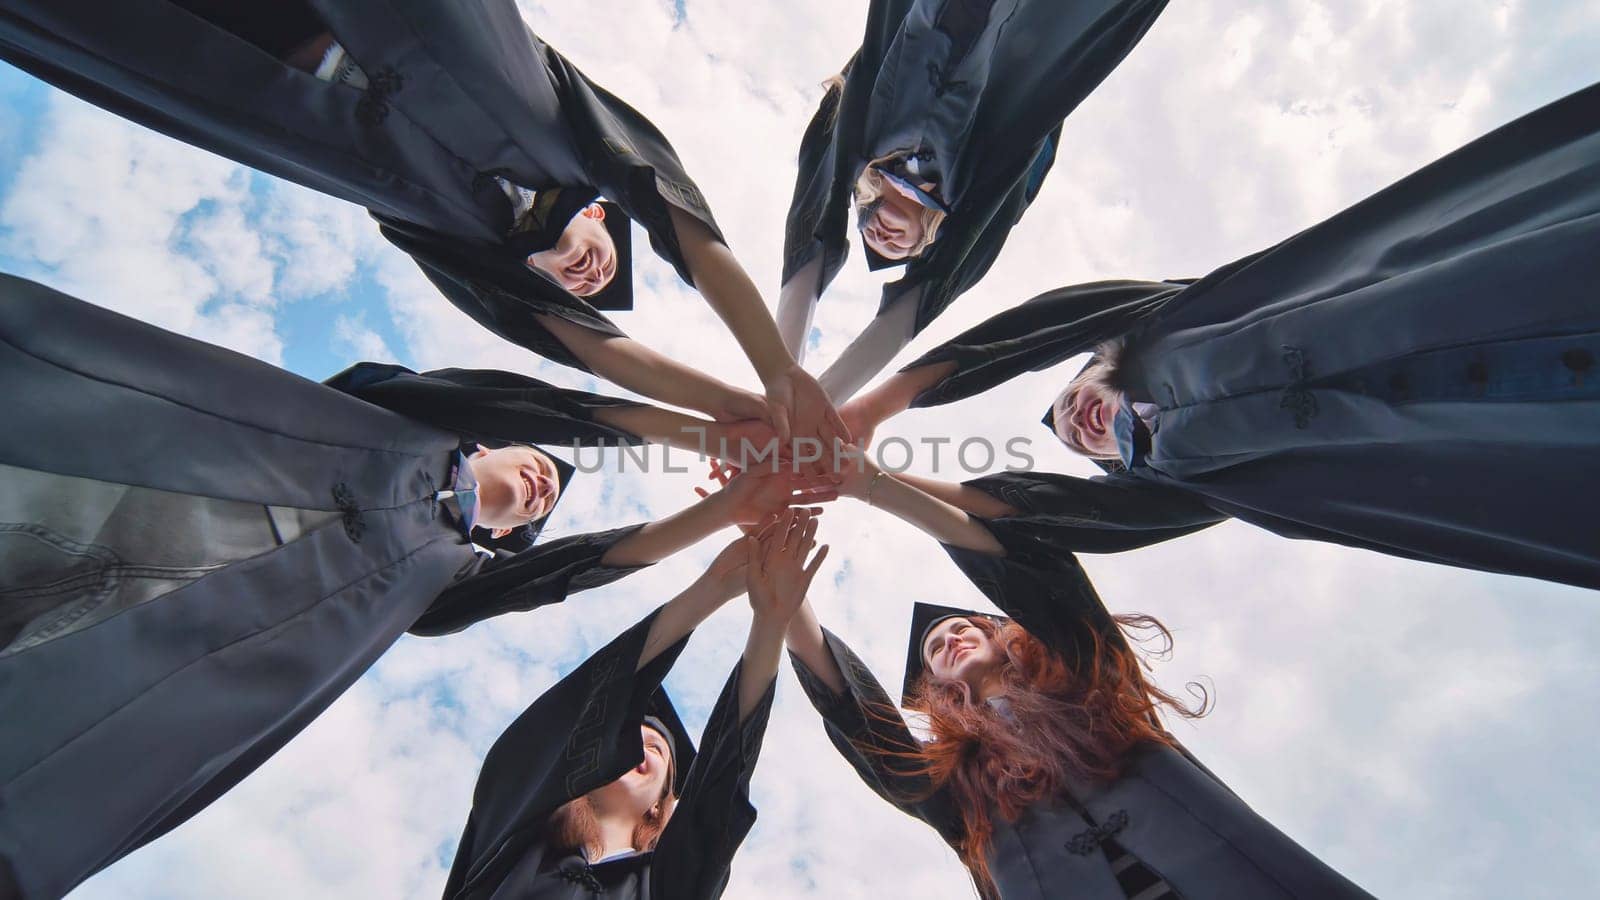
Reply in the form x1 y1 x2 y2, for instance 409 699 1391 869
833 450 1004 555
834 358 956 447
815 289 921 404
668 206 850 455
638 536 749 669
600 467 834 570
535 312 766 422
740 509 829 719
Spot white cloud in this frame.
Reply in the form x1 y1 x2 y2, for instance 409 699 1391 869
0 2 1592 898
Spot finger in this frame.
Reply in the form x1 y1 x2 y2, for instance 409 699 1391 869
694 486 709 500
800 545 830 590
770 403 793 447
801 514 819 546
752 514 781 542
828 406 853 445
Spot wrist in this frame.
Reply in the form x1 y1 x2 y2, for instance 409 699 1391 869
759 359 802 389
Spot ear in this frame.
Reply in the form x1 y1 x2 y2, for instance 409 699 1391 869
491 527 513 539
469 443 488 459
582 203 606 221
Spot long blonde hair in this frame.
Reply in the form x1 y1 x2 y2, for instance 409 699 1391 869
854 161 946 259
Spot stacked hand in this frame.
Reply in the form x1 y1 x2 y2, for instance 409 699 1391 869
696 460 839 533
745 508 828 627
763 365 852 474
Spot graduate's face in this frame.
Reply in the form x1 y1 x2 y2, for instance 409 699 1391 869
592 724 674 823
923 617 1004 696
525 204 618 297
1055 381 1123 460
859 188 927 260
466 445 560 537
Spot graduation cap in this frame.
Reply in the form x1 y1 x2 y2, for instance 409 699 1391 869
902 601 1009 704
642 690 696 795
509 191 635 312
468 449 578 555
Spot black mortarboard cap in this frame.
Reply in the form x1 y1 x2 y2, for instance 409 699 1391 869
902 601 1008 704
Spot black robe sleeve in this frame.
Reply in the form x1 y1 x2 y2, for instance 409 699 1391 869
535 41 726 283
788 631 966 850
647 667 777 900
409 525 646 637
441 607 691 900
939 519 1127 671
901 279 1189 408
884 126 1063 333
323 362 645 447
961 470 1226 554
376 217 629 374
779 0 917 297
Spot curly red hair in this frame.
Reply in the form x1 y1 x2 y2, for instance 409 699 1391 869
898 613 1206 896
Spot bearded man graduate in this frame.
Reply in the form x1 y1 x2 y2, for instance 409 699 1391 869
0 0 848 452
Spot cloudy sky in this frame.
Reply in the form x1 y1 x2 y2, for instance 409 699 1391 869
3 1 1599 897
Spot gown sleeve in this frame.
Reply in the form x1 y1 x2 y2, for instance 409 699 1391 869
647 666 777 900
409 525 647 637
376 215 629 374
536 40 725 286
882 126 1063 334
961 470 1227 554
788 630 966 849
940 517 1127 671
324 363 646 447
440 607 692 900
901 279 1189 408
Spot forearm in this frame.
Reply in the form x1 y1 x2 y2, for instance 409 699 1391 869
638 579 730 670
784 601 846 695
668 206 795 384
865 472 1005 555
535 313 739 416
816 294 920 403
738 618 786 721
601 492 732 569
592 404 725 455
776 255 823 362
893 473 1020 519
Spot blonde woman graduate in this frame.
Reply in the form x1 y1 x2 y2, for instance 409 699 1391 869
777 0 1170 401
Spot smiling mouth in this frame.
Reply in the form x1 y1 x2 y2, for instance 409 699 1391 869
1078 398 1106 437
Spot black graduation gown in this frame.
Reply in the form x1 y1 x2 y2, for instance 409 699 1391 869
0 274 652 899
442 608 775 900
901 82 1600 591
789 522 1373 900
780 0 1169 334
0 0 725 370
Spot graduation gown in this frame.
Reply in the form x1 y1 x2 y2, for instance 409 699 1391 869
901 81 1600 591
780 0 1168 334
0 274 652 899
0 0 725 370
790 522 1372 900
442 608 775 900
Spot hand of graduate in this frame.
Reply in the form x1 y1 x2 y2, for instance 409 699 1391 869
763 364 852 472
699 418 783 469
826 443 883 503
695 459 838 534
694 534 754 602
745 508 828 630
836 396 881 449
